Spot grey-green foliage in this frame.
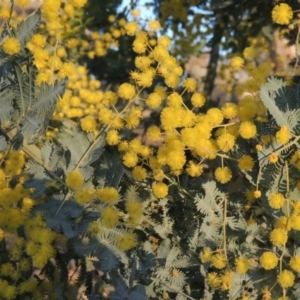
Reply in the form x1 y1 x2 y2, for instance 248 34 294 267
0 9 67 150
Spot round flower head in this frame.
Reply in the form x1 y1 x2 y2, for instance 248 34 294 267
211 253 227 269
2 37 21 55
118 83 135 100
260 251 278 270
235 256 249 274
230 56 244 71
270 228 288 247
268 192 285 209
272 3 293 25
215 167 232 184
153 182 168 198
239 121 256 139
277 270 295 288
66 170 84 190
238 155 254 171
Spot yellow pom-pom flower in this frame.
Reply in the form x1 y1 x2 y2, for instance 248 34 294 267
272 3 293 25
2 37 21 55
101 207 119 228
230 56 244 71
276 125 290 144
123 152 138 168
259 251 278 270
153 182 168 198
268 192 285 209
66 170 84 190
70 0 87 8
199 247 212 263
132 166 147 181
211 253 227 269
206 272 221 288
289 255 300 272
98 187 119 205
270 228 288 247
238 155 254 171
118 83 136 100
186 161 203 177
215 167 232 184
115 231 137 250
216 133 235 152
81 116 97 132
235 256 249 274
221 103 238 119
277 270 295 288
191 92 206 107
182 78 197 92
239 121 256 139
106 130 121 146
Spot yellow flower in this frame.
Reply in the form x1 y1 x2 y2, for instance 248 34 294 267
277 270 295 288
70 0 87 8
216 133 235 152
115 231 137 250
206 272 221 288
28 34 46 48
80 116 97 132
235 256 249 274
270 228 288 247
101 207 119 228
211 253 227 269
106 130 121 146
182 78 197 92
0 228 4 242
272 3 293 25
132 166 147 181
243 47 255 59
148 20 161 31
239 121 256 139
2 37 21 55
167 92 183 108
65 170 84 190
269 152 278 164
186 161 203 177
207 108 223 126
215 167 232 184
259 252 278 270
74 188 93 205
199 247 212 263
123 152 138 168
118 83 136 100
230 57 244 71
276 125 290 144
16 0 30 7
125 22 139 35
153 182 168 198
98 187 119 205
221 103 238 119
147 126 161 142
238 155 254 171
289 255 300 272
268 192 285 209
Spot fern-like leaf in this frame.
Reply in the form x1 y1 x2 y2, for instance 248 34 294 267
15 9 41 46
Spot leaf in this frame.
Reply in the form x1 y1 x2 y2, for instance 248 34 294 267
15 9 41 46
110 278 128 300
99 246 119 271
0 88 14 123
195 181 224 216
33 78 68 114
260 77 292 130
165 247 180 268
157 239 171 259
128 285 146 300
